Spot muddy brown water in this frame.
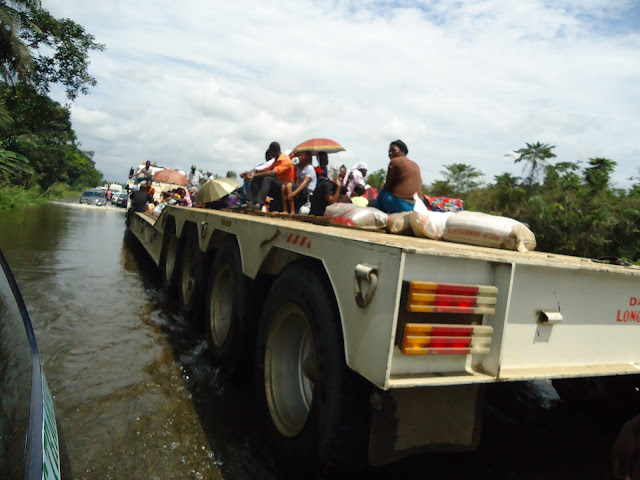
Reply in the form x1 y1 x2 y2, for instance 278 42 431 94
0 202 636 479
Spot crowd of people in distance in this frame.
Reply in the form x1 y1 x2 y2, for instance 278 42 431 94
238 139 423 217
127 160 203 214
128 178 194 214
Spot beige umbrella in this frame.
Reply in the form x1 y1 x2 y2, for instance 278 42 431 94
197 177 238 203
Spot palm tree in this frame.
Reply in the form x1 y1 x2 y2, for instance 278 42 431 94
0 1 40 85
439 163 484 195
509 142 557 185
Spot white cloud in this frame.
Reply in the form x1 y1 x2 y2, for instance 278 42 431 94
42 0 640 187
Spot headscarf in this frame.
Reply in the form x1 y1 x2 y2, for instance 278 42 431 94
344 162 368 195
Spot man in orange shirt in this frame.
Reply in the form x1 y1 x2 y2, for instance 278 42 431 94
246 142 294 209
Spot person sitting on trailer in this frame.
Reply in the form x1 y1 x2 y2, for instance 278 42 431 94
245 142 294 210
316 151 329 175
310 164 342 216
350 184 370 207
129 185 153 213
376 139 423 214
139 160 153 181
141 180 155 197
187 164 204 188
281 151 317 214
240 150 275 204
343 162 368 197
151 191 178 216
176 187 193 207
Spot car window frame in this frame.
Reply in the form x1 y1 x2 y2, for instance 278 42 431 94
0 249 45 480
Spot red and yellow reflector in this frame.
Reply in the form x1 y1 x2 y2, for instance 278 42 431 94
401 323 493 355
407 282 498 315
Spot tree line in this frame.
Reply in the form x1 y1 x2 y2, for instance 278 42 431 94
366 142 640 263
0 0 103 200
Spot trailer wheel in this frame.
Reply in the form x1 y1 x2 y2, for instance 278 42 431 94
178 230 205 322
205 238 251 375
255 263 369 474
162 232 180 298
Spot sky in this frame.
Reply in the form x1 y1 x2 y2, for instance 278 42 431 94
44 0 640 187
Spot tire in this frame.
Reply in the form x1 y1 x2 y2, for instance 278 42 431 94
204 238 252 376
178 229 206 323
162 232 180 299
255 262 369 475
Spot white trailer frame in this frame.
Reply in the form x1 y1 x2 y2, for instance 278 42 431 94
127 206 640 465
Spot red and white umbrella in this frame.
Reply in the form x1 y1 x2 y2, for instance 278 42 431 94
153 169 188 185
292 138 345 154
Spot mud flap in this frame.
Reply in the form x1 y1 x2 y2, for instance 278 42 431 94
368 384 486 465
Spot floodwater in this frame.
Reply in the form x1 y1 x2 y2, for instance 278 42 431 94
0 202 636 479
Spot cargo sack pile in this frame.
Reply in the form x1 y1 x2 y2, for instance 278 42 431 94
409 193 454 240
443 211 537 252
387 211 413 235
324 203 389 230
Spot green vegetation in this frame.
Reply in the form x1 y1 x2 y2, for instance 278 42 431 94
0 0 103 209
365 168 386 190
0 182 82 209
426 143 640 263
0 0 104 100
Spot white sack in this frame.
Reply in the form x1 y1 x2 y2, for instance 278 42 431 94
324 203 388 230
387 211 413 235
410 210 455 240
443 211 536 252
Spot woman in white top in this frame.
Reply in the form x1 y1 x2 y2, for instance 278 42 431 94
282 151 317 213
344 162 368 196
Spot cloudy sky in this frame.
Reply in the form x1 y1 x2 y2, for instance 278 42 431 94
44 0 640 187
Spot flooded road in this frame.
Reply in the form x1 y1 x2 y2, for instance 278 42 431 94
0 202 636 479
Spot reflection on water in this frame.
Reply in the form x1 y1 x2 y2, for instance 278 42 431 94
0 203 635 480
0 204 277 480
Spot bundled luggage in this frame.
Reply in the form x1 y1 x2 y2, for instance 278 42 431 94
443 211 536 252
324 203 388 230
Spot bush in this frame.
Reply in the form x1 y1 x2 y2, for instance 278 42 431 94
42 182 83 200
0 182 86 209
0 184 47 209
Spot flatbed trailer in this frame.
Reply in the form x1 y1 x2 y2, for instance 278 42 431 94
127 205 640 470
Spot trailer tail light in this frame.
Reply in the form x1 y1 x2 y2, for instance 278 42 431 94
401 324 493 355
407 282 498 315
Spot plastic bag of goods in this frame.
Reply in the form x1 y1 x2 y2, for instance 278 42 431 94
443 211 536 252
324 203 388 230
387 211 413 235
410 210 455 240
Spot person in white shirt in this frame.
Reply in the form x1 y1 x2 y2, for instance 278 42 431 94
187 165 204 188
282 151 317 213
344 162 368 196
239 150 276 205
139 160 153 180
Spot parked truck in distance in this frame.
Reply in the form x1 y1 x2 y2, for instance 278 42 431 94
126 204 640 474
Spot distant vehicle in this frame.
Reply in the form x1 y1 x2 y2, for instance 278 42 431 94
79 190 106 206
114 192 128 207
0 247 62 479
